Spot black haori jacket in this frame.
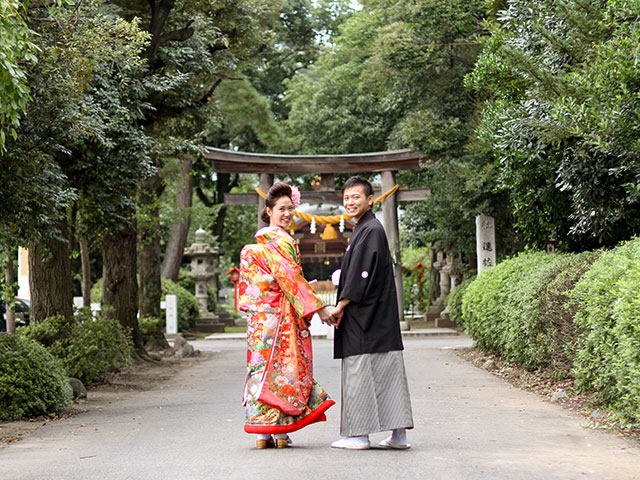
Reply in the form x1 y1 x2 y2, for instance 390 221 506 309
334 209 404 358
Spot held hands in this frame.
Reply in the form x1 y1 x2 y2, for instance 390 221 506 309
318 299 350 329
329 299 350 328
329 305 344 328
318 307 337 327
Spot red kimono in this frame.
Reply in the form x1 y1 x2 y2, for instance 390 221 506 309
239 226 335 434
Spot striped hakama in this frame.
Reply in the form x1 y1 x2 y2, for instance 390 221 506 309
340 350 414 437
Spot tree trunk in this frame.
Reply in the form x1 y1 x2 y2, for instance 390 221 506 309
161 156 193 281
139 171 170 351
79 236 92 308
28 218 73 323
102 220 146 356
4 252 16 334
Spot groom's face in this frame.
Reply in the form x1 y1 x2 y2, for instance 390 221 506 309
343 186 373 222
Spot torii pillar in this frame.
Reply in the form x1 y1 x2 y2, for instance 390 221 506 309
258 174 273 229
381 171 405 323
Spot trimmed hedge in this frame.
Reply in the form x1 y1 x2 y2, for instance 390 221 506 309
0 335 71 420
444 274 475 324
461 250 598 370
459 239 640 422
20 311 132 385
570 239 640 420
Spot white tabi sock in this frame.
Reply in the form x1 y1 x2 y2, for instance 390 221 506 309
391 428 408 444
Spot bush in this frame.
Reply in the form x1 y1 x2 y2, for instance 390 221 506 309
20 310 133 385
139 316 162 345
461 251 588 369
0 334 71 420
161 277 200 331
177 268 195 295
91 276 201 331
570 238 640 421
445 274 476 323
459 241 640 422
536 251 600 370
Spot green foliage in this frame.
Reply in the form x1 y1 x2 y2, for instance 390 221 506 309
0 334 72 420
20 310 132 385
0 0 38 152
534 251 600 369
244 0 355 124
400 246 429 270
161 278 200 331
206 78 287 153
401 246 430 312
92 276 200 332
460 243 640 421
283 0 520 258
399 152 522 256
139 316 162 345
284 6 393 154
0 0 151 250
469 0 640 250
570 238 640 421
461 251 588 369
445 274 476 324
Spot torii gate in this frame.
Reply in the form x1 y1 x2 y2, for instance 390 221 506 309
204 147 431 322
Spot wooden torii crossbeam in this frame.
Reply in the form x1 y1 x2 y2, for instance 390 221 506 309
204 147 432 322
205 147 425 173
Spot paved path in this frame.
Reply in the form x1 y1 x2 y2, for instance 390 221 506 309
1 335 639 480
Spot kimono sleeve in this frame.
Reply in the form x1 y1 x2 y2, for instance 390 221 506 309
238 244 267 311
339 227 382 304
266 235 325 319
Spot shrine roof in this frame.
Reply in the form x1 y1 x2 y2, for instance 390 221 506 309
204 147 426 174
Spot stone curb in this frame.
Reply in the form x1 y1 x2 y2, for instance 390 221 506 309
203 327 459 341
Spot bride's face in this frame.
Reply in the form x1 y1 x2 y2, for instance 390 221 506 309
267 196 294 229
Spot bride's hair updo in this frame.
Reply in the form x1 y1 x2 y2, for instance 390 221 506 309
261 182 293 224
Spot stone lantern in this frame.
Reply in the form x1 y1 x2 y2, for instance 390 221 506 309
183 228 224 333
433 250 450 307
437 252 464 328
443 252 464 292
426 250 446 323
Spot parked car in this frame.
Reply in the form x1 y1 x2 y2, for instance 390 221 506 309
0 298 30 331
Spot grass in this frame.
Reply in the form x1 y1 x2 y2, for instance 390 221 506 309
224 326 246 334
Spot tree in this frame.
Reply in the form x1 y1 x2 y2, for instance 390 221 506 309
190 1 356 269
245 0 354 123
103 0 280 345
284 6 393 154
0 0 39 153
161 156 194 282
469 0 640 250
283 0 521 261
0 1 73 327
1 1 150 332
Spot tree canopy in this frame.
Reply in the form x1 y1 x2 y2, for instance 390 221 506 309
282 0 522 257
469 0 640 250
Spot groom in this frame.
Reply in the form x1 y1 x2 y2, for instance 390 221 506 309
330 176 414 450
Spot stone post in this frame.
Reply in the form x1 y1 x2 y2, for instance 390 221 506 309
476 214 496 272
